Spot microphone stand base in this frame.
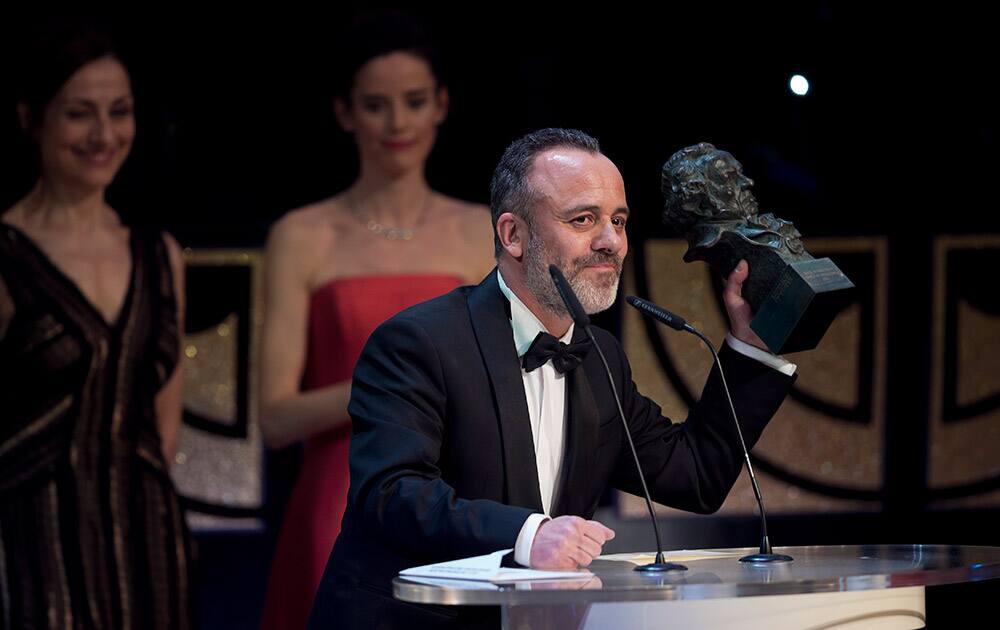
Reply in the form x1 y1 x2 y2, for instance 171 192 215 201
635 562 688 573
740 553 794 563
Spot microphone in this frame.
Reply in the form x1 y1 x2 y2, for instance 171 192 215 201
626 296 793 564
624 295 691 332
549 266 686 573
549 262 590 329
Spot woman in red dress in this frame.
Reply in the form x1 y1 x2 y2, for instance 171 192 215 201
258 12 494 629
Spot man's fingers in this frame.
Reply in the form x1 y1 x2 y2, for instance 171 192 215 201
532 516 616 569
578 536 603 559
725 260 749 295
569 546 594 567
583 520 616 543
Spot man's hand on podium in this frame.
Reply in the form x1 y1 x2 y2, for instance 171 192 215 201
529 516 615 569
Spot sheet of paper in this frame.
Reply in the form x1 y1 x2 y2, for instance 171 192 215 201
399 549 592 583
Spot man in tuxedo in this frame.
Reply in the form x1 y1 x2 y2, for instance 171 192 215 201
309 128 796 629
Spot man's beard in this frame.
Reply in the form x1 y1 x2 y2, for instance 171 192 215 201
523 230 623 317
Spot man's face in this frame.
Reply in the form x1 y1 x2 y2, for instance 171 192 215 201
521 148 629 316
704 150 758 217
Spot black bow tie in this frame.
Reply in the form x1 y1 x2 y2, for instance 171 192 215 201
521 332 591 374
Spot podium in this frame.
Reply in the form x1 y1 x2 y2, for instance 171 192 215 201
394 545 1000 630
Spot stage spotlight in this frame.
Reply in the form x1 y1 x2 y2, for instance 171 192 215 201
789 74 810 96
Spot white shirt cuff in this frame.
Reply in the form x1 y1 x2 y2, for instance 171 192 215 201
513 513 550 567
725 333 797 376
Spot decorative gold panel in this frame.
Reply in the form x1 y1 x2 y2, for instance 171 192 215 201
929 236 1000 510
171 249 264 531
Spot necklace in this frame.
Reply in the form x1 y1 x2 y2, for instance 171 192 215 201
349 190 433 241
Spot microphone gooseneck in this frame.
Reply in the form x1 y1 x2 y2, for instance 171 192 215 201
549 266 686 572
626 295 792 564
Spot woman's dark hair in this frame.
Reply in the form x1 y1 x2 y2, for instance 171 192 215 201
331 9 445 102
16 18 124 134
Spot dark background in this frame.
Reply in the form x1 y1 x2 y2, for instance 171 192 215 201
2 4 998 628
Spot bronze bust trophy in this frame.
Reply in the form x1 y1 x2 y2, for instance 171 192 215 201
661 142 853 353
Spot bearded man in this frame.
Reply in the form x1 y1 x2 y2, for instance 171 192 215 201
309 128 797 629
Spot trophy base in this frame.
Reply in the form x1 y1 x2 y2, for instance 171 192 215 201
751 258 855 354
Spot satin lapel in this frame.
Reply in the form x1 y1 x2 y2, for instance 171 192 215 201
467 271 543 512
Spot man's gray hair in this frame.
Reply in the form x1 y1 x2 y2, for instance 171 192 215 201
489 128 601 256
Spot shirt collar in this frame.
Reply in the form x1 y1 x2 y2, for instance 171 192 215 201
496 269 574 357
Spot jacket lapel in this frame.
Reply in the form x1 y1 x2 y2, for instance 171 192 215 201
467 270 543 512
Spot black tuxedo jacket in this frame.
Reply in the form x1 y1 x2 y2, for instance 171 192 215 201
309 270 794 628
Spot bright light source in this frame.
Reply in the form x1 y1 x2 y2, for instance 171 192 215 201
790 74 810 96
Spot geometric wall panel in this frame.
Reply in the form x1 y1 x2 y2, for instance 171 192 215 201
171 249 265 532
929 236 1000 510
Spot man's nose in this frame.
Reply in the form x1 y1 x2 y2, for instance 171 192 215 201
593 220 624 254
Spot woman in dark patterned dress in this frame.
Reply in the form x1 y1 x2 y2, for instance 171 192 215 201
0 25 194 629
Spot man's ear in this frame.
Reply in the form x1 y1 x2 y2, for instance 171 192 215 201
496 212 525 259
